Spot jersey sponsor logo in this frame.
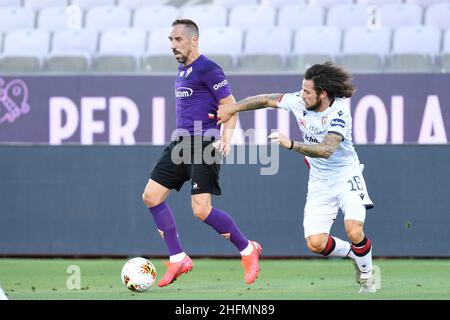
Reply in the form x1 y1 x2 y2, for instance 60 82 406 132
330 118 345 128
338 110 344 117
175 87 193 98
213 79 228 91
304 133 319 143
308 125 325 134
179 70 185 77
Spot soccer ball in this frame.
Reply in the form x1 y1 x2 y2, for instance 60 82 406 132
121 257 157 292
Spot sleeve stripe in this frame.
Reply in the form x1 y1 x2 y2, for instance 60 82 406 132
277 94 285 102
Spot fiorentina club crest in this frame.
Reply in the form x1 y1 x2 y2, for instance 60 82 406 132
221 233 231 240
0 78 30 124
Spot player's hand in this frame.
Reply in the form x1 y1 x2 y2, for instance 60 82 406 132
213 139 231 156
217 104 237 125
268 132 292 149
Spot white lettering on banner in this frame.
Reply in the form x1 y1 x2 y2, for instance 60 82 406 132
49 97 79 145
152 97 165 145
418 95 447 143
391 96 404 144
49 96 141 145
277 108 290 137
353 95 388 144
81 97 106 144
109 97 139 145
255 108 268 145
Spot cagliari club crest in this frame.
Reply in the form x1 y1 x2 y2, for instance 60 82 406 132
0 78 30 124
322 116 328 128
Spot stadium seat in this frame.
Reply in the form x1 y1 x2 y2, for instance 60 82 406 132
142 28 178 72
0 0 21 6
379 4 423 29
338 26 391 73
199 27 244 71
24 0 69 10
425 3 450 30
133 5 179 31
443 28 450 54
310 0 353 8
0 29 50 73
0 7 35 33
386 25 441 73
260 0 307 8
327 4 368 30
85 6 131 32
278 4 325 30
405 0 444 7
290 26 341 72
117 0 168 10
212 0 258 9
357 0 403 4
38 6 72 32
293 26 341 56
238 27 292 72
93 28 146 73
342 26 391 56
70 0 116 10
439 28 450 72
45 29 97 72
229 4 276 30
180 5 227 30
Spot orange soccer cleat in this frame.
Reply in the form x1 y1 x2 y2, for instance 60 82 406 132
157 255 193 287
241 241 262 285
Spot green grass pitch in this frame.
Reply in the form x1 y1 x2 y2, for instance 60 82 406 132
0 258 449 300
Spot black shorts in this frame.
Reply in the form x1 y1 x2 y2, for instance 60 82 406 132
150 136 222 195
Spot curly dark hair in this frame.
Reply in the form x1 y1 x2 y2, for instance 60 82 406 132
304 61 355 99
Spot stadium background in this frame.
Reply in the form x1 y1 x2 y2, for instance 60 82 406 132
0 0 450 301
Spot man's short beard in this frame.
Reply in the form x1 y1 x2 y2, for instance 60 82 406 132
176 55 186 64
306 98 322 111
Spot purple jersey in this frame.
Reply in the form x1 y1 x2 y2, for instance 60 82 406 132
175 55 232 136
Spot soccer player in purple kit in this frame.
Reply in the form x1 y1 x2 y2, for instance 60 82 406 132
142 19 262 287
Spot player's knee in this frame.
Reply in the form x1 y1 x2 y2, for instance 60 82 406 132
306 236 327 254
346 226 364 244
191 203 211 221
142 191 162 208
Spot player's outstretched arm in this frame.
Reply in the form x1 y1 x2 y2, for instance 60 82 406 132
269 132 342 159
217 93 282 125
216 94 238 156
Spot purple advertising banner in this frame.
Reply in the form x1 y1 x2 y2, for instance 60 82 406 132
0 74 449 145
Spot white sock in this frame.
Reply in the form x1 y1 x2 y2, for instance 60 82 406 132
169 252 186 263
352 237 373 274
240 241 253 256
328 236 354 258
354 247 373 275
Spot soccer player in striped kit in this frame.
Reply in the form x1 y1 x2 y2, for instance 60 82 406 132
217 62 377 293
142 19 261 287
